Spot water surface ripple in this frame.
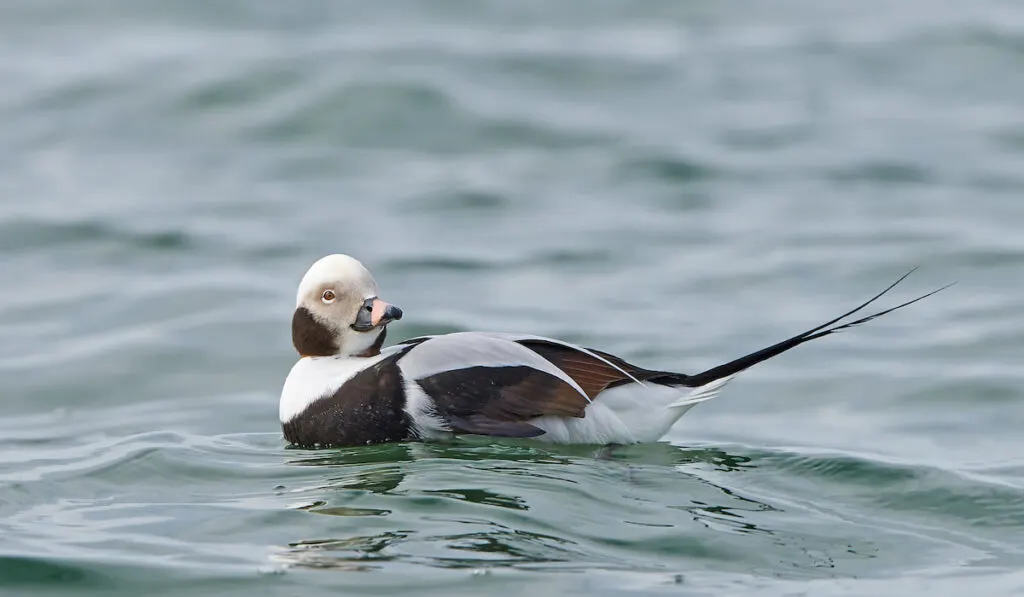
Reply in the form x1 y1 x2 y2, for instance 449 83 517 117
1 1 1022 595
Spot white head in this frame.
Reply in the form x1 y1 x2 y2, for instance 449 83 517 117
291 254 403 358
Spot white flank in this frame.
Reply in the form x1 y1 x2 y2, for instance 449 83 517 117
529 376 735 445
397 332 591 401
278 353 387 423
402 378 452 439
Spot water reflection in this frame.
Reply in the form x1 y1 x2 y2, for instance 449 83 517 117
421 488 529 511
276 527 585 571
286 443 418 467
273 440 782 572
278 531 411 571
281 440 759 503
294 501 391 517
284 439 757 474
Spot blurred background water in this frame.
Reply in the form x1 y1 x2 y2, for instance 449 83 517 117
1 1 1023 595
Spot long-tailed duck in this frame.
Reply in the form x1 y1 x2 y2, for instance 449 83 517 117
279 254 950 448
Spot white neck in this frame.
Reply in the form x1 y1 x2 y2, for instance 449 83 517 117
340 327 384 357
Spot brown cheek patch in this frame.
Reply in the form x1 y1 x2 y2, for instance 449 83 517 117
292 307 338 357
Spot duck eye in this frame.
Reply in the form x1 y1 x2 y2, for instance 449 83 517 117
321 289 336 303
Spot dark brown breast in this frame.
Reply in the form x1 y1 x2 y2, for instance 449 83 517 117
281 354 411 448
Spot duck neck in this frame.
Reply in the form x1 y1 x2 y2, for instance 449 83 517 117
352 327 388 358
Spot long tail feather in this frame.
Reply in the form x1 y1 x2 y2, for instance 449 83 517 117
680 269 954 388
667 374 736 408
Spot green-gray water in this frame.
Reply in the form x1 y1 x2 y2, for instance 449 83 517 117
2 2 1023 595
